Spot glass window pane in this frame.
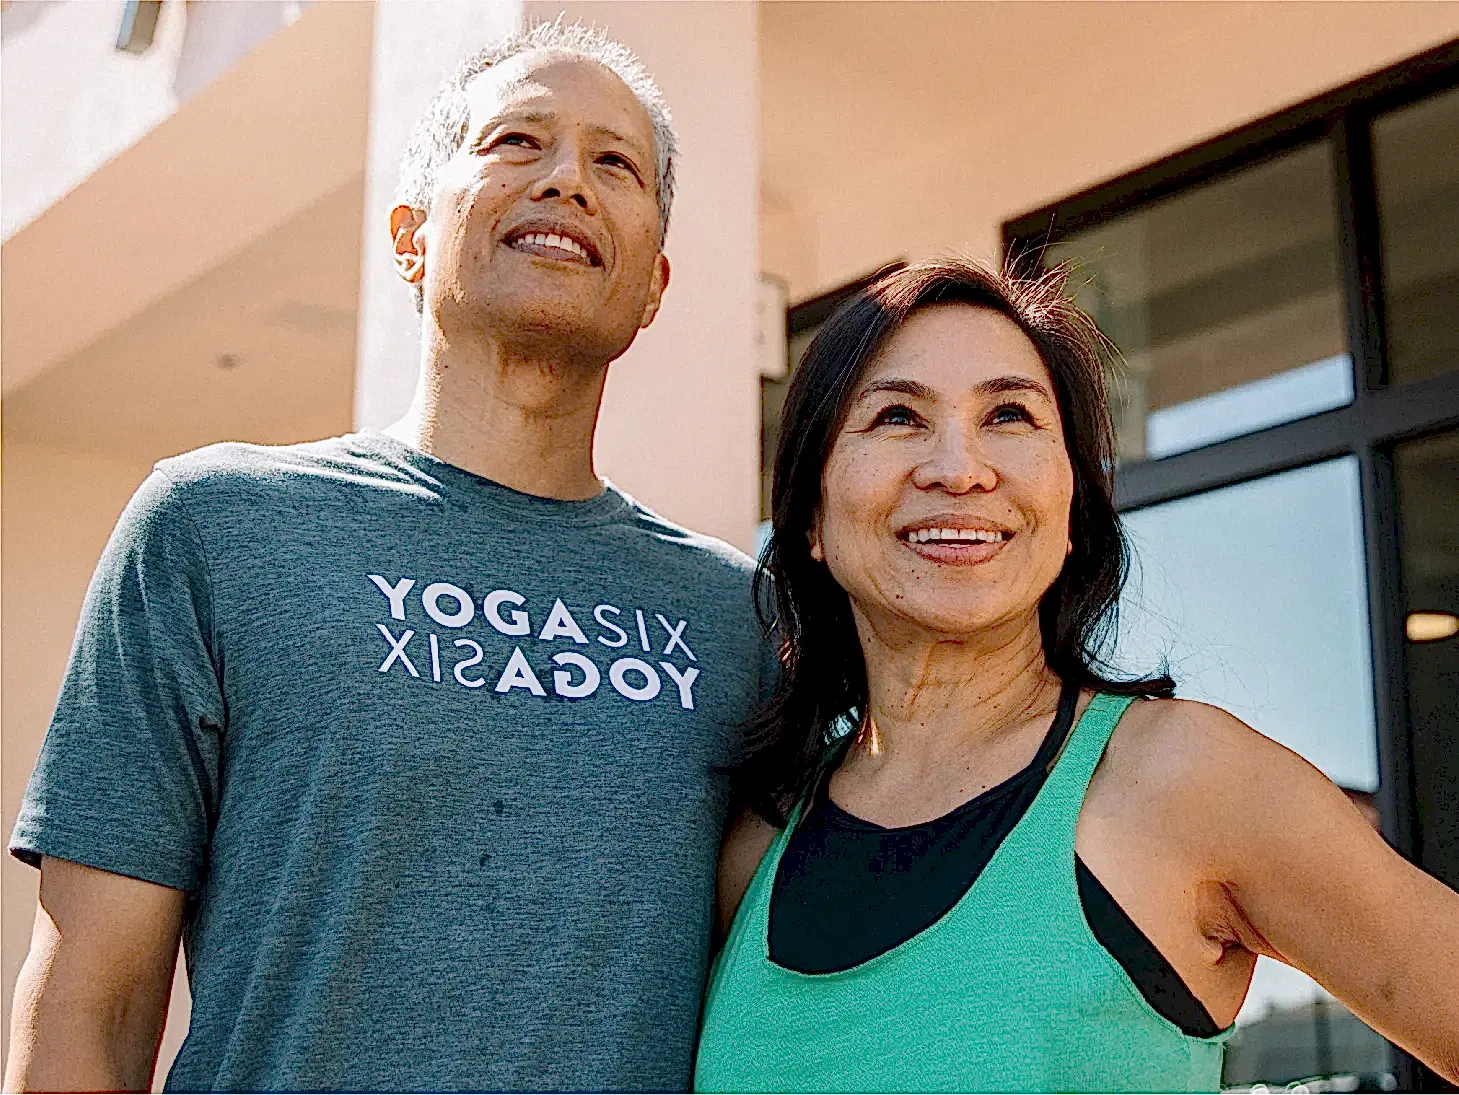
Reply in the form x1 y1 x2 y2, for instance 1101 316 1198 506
1396 429 1459 894
1048 143 1351 463
1375 85 1459 386
1110 458 1386 1089
1224 960 1392 1091
1114 457 1377 788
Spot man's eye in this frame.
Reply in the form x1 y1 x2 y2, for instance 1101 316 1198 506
989 402 1034 426
491 133 539 151
872 405 919 428
598 153 642 180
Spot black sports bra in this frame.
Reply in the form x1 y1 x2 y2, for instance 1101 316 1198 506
768 684 1221 1038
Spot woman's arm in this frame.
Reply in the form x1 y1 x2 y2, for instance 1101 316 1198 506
1173 703 1459 1081
716 808 778 942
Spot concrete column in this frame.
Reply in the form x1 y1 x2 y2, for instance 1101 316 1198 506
353 0 528 432
529 0 761 553
354 0 762 554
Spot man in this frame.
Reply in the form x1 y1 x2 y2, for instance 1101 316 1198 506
7 22 768 1092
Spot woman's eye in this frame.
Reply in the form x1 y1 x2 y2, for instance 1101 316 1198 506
872 404 919 428
989 403 1034 426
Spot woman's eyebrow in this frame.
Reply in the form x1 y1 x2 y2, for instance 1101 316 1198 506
856 378 936 403
854 374 1053 403
979 374 1055 401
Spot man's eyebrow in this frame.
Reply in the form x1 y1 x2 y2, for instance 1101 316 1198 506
588 125 649 157
484 109 557 129
479 111 649 160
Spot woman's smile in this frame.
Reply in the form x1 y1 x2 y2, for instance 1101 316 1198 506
896 519 1014 566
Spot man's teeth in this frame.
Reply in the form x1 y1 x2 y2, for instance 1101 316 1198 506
908 528 1006 544
517 231 590 261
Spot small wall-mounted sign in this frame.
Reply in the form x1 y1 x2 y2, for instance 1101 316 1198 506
756 274 789 381
116 0 162 55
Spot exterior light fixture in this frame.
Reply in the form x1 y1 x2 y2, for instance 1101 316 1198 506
116 1 162 55
1405 611 1459 643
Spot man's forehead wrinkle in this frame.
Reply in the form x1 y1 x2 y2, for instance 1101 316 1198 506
465 72 652 155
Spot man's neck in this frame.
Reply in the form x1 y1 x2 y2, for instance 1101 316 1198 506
385 322 610 501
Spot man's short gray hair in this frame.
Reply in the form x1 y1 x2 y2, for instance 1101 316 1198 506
396 20 678 289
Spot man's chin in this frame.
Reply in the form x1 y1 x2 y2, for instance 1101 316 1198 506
439 292 634 365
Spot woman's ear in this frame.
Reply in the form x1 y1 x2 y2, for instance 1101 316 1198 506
808 512 825 563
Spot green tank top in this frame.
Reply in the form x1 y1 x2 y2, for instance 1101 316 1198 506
695 692 1232 1093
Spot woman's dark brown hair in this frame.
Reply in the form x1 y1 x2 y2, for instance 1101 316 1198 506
739 258 1173 825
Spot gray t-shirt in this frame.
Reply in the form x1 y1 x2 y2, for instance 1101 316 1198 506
10 432 772 1092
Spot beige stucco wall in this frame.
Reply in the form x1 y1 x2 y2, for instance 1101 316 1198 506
759 1 1459 301
0 441 193 1077
0 0 309 242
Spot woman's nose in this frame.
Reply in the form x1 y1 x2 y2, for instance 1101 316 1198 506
911 428 999 494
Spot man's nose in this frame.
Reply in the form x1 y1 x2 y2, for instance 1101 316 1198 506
911 426 999 494
528 147 599 215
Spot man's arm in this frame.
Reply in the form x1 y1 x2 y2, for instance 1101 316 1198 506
7 857 185 1092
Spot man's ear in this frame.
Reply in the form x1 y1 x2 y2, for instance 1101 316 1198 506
637 252 672 329
391 205 428 285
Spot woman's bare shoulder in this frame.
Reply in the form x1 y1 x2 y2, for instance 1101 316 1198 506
716 808 780 939
1098 695 1356 848
1110 695 1308 774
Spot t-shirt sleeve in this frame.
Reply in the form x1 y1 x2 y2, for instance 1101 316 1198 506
8 469 225 892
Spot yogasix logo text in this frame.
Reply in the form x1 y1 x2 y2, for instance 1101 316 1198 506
367 574 700 709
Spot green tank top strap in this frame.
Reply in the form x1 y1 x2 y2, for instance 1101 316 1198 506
1032 690 1138 832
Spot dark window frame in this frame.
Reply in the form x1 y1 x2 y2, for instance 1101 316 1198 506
1003 38 1459 1092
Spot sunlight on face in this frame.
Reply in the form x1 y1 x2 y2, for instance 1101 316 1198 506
423 53 668 360
813 304 1076 640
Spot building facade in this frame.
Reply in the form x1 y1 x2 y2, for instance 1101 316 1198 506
3 1 1457 1087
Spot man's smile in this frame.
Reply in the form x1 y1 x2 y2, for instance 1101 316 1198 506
502 221 603 266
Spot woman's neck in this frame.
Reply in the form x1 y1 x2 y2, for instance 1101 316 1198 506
851 606 1063 775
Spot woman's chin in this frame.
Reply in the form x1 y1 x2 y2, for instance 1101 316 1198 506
879 598 1026 641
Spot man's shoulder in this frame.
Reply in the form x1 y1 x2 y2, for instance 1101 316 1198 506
613 497 758 582
153 434 418 510
158 434 359 488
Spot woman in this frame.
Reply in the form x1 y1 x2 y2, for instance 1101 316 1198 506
694 260 1459 1093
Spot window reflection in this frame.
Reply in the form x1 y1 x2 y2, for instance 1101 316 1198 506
1048 143 1350 462
1396 429 1459 893
1114 458 1377 789
1375 85 1459 386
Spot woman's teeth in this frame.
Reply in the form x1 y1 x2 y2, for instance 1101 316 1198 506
907 528 1007 544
